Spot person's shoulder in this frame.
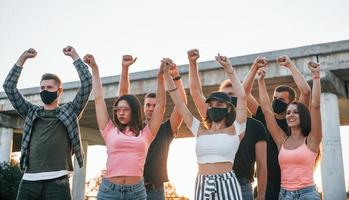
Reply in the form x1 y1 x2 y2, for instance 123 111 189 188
247 117 267 134
247 117 263 127
157 119 173 136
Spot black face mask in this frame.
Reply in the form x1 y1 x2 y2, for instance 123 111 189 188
207 107 228 122
230 96 237 107
40 90 58 105
272 99 288 114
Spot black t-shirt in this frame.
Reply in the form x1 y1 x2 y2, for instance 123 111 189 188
233 117 268 182
143 119 174 184
253 106 288 183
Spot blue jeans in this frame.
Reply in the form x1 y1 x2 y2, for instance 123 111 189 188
97 178 147 200
146 185 164 200
279 185 320 200
16 175 71 200
237 177 253 200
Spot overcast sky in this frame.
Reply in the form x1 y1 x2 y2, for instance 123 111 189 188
1 0 349 90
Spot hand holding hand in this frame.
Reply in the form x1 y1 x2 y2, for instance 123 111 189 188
169 62 179 78
161 58 174 74
256 67 267 80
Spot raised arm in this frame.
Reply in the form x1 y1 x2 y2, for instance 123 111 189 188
163 58 195 128
255 139 267 200
277 55 311 107
63 46 92 118
257 68 287 149
2 49 37 118
83 54 110 130
148 61 166 136
215 54 247 125
169 63 187 134
307 61 322 152
117 55 137 96
187 49 207 118
242 56 267 116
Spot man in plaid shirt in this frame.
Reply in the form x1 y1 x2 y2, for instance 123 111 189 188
3 46 92 200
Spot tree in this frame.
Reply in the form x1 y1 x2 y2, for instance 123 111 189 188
0 159 22 200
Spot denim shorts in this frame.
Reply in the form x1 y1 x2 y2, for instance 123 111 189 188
279 185 320 200
97 178 147 200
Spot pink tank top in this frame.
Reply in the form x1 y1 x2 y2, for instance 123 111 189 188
278 138 317 190
101 120 154 177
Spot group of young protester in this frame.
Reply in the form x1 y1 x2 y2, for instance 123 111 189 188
3 46 322 200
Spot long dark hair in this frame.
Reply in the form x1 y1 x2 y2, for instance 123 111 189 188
287 101 311 137
113 95 144 136
204 102 236 129
287 101 321 166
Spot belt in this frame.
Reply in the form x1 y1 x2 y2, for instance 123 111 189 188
144 183 163 191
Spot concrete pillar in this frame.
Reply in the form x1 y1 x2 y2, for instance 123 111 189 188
320 93 346 200
72 140 88 200
0 127 13 163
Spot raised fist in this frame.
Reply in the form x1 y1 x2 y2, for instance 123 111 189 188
307 61 320 73
83 54 97 68
215 53 234 73
277 55 292 68
63 46 79 60
169 63 179 77
122 55 137 68
253 56 268 69
161 58 173 74
187 49 200 62
22 48 37 59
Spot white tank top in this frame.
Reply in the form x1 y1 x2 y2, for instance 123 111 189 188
188 117 245 164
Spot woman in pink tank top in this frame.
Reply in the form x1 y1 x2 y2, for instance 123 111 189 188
257 60 322 200
84 54 166 200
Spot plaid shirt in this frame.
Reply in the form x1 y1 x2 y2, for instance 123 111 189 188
3 59 92 172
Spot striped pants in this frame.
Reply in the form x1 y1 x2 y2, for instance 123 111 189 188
194 170 243 200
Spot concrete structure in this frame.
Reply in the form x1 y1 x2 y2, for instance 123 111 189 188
1 40 349 199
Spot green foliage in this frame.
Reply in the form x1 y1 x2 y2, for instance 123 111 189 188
0 160 22 200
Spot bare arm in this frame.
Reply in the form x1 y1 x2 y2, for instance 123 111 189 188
148 63 166 136
117 55 137 96
307 61 322 152
242 57 267 116
187 49 207 118
84 54 110 130
215 54 247 125
277 55 311 107
169 64 187 135
257 68 287 149
164 59 194 128
255 141 267 200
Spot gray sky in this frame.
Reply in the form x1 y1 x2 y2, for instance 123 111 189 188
1 0 349 90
